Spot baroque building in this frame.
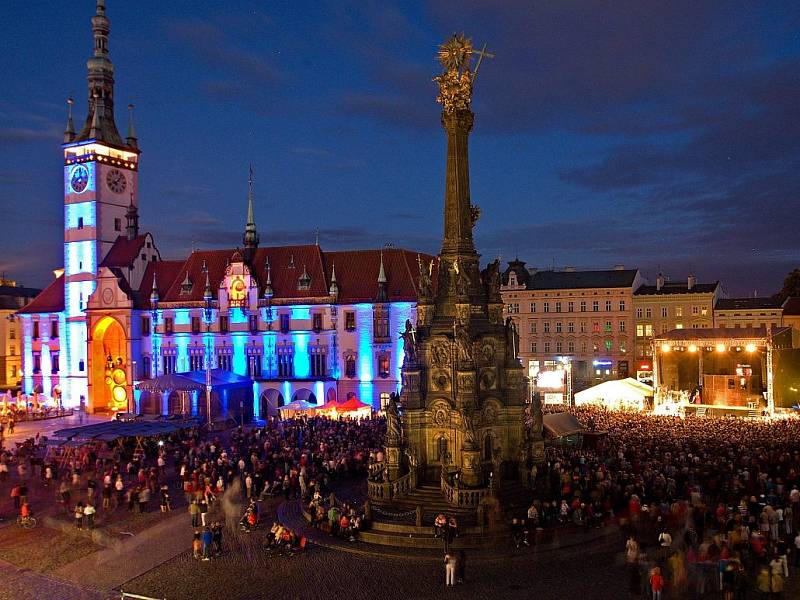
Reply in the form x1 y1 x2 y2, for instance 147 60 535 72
0 279 41 390
372 35 543 511
16 1 428 416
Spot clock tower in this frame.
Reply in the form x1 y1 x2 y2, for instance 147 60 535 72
61 0 141 404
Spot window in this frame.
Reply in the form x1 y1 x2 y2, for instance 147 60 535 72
141 356 151 379
543 342 550 354
380 393 391 411
8 326 15 340
507 303 520 314
345 354 356 378
50 321 58 338
568 341 575 353
568 322 574 333
312 313 323 332
637 324 644 337
33 352 41 374
605 301 612 311
636 307 643 318
556 341 562 353
277 345 294 378
580 301 587 312
247 350 262 378
310 345 327 378
51 352 59 374
11 365 17 378
555 322 562 333
142 316 150 336
77 217 84 229
32 321 39 340
619 341 626 353
675 323 684 329
692 323 700 329
345 311 355 331
581 341 587 353
189 351 204 371
543 302 549 313
645 324 652 336
619 321 626 333
373 305 390 342
530 342 537 353
217 350 232 372
592 301 599 312
219 315 229 333
529 321 537 334
114 217 122 232
701 307 708 316
164 317 174 335
580 321 587 333
605 340 612 351
660 307 667 318
645 308 652 318
277 314 289 334
555 302 562 313
604 321 612 333
530 302 536 313
248 314 259 334
9 345 15 356
619 300 625 311
79 359 85 372
593 322 600 333
692 306 699 315
661 323 669 334
377 354 390 378
568 301 574 312
675 307 683 317
191 316 201 335
543 322 550 334
162 353 177 374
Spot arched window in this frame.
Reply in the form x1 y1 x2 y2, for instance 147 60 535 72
438 436 449 464
344 354 356 378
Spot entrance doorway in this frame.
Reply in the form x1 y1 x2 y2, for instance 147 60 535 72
90 316 128 413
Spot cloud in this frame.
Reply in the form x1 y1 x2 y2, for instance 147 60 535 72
0 127 61 144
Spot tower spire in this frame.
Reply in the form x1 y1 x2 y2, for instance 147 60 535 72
125 192 139 240
376 250 388 302
75 0 127 147
126 103 138 148
63 98 75 143
329 261 339 297
242 164 260 264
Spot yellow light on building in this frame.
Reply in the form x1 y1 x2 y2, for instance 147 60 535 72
716 343 726 352
688 344 697 353
661 343 671 352
745 343 757 353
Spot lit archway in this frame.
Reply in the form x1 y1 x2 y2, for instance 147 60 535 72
260 389 284 417
91 316 128 413
292 388 316 405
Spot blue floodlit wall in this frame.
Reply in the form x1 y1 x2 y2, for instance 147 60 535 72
65 201 97 229
293 332 310 378
391 302 414 382
355 303 374 406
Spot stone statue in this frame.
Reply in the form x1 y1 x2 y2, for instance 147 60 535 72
531 391 543 438
454 322 473 363
483 259 501 300
460 408 478 448
505 317 519 362
417 254 432 301
385 392 402 446
400 319 417 365
434 34 493 114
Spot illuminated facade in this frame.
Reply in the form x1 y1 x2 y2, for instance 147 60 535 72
17 1 427 416
0 280 41 389
714 297 783 329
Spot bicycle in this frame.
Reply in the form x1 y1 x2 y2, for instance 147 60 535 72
16 515 37 529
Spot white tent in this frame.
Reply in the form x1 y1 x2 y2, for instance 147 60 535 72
574 378 654 411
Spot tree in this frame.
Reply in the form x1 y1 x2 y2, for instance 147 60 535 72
778 268 800 301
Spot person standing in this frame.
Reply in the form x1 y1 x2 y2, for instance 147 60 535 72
199 498 209 527
649 567 664 600
84 503 96 529
444 552 457 587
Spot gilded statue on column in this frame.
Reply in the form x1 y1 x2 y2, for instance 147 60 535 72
434 33 493 114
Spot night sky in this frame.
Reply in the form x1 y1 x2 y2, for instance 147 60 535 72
2 1 799 295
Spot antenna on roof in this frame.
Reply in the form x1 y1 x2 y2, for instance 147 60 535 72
314 229 320 246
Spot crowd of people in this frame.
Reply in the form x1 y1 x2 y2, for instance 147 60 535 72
540 406 800 598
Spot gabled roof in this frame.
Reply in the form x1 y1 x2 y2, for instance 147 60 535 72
100 235 150 268
782 297 800 316
501 259 531 287
16 275 64 315
715 297 782 311
505 267 640 290
635 281 719 296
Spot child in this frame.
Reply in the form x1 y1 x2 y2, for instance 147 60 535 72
192 530 202 559
649 566 664 600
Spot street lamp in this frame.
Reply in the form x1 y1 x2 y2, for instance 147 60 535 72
150 271 159 380
203 264 214 427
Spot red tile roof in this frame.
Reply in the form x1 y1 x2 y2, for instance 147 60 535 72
133 246 436 306
17 275 64 314
100 235 149 268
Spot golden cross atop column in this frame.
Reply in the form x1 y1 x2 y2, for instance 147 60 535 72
434 34 494 113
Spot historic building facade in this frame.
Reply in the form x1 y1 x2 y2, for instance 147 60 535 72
17 2 427 415
633 274 722 368
501 264 642 393
714 297 783 329
0 279 41 390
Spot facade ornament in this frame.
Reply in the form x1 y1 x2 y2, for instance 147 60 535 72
385 392 402 446
454 321 473 363
400 319 417 365
417 254 432 302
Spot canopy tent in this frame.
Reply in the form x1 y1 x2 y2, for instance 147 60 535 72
136 373 205 393
543 412 585 438
278 400 318 418
574 377 654 411
316 397 373 418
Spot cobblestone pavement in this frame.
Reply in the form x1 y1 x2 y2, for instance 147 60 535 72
0 559 110 600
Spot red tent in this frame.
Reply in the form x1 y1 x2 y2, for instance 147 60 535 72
335 397 373 413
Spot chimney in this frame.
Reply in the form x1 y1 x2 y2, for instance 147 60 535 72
687 274 696 291
656 273 665 291
613 264 625 271
564 266 576 272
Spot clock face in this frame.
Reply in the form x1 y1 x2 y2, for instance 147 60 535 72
106 168 127 194
70 165 89 193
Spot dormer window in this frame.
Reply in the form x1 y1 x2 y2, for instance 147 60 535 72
180 272 193 295
509 272 517 286
298 265 311 291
